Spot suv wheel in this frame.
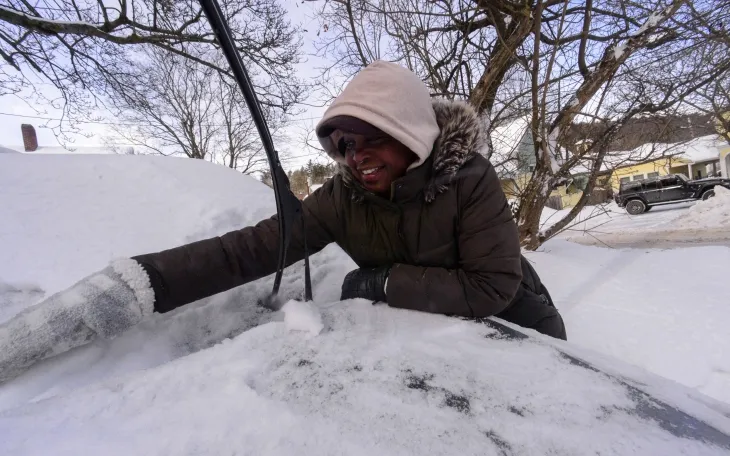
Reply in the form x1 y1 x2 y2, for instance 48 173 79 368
701 189 715 201
625 199 646 215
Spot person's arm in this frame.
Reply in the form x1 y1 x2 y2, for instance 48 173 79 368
134 180 339 313
386 162 522 317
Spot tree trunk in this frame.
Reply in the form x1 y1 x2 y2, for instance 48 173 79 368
516 168 553 250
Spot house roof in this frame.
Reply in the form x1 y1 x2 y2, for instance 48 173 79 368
488 116 530 179
0 145 20 154
672 135 727 163
0 145 116 154
489 115 530 162
571 134 725 175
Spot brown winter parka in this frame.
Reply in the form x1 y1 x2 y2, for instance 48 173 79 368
134 100 556 329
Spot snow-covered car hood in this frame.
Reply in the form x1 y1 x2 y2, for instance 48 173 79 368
2 295 730 455
2 153 730 455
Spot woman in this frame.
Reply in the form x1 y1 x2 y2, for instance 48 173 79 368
0 61 565 383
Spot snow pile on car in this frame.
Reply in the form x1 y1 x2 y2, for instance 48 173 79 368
0 153 276 302
672 185 730 230
3 298 730 455
2 153 730 454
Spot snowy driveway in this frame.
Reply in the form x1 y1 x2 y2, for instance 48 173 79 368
542 198 730 248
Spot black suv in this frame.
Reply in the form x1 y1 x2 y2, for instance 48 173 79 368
615 174 730 215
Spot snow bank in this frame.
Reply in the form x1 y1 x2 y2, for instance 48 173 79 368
672 186 730 229
0 154 275 298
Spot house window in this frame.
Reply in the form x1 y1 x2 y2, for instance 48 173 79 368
647 172 659 179
619 177 631 185
632 174 644 181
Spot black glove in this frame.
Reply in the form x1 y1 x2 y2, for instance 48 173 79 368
340 266 391 303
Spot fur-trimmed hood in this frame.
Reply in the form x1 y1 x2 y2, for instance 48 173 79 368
339 100 486 203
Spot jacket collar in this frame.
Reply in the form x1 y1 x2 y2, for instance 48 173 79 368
338 100 485 203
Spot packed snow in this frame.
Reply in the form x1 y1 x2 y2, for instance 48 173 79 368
530 239 730 405
672 185 730 230
0 153 275 298
1 153 730 454
281 299 324 336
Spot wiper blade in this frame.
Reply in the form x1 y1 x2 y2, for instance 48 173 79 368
198 0 312 307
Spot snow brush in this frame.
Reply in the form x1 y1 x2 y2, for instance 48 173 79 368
198 0 312 309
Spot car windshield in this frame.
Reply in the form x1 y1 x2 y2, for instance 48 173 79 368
676 174 689 182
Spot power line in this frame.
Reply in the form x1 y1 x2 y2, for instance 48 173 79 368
0 111 322 126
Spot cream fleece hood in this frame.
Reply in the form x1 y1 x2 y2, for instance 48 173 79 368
316 61 440 170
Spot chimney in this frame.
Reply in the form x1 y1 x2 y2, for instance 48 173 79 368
21 124 38 152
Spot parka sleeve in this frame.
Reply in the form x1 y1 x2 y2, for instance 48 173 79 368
386 162 522 317
132 180 339 313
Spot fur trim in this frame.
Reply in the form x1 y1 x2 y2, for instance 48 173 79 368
111 258 155 317
339 99 484 203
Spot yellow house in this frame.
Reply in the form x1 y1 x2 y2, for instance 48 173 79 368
610 158 674 190
608 135 727 190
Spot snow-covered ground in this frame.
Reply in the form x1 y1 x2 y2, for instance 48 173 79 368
1 154 730 454
530 239 730 404
673 186 730 230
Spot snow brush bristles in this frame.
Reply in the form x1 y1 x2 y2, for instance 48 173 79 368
259 293 286 312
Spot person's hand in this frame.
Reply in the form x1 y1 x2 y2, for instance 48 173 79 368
0 259 154 384
79 260 155 338
340 266 390 303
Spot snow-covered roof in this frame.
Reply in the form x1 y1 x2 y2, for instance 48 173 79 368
1 145 115 154
673 135 727 163
488 116 531 179
0 145 20 154
489 116 530 163
571 134 726 175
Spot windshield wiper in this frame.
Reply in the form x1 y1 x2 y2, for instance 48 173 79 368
198 0 312 308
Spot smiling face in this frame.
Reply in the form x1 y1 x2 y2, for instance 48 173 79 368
331 130 417 196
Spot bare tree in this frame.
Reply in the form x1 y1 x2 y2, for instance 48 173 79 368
214 74 273 173
110 50 219 160
109 48 281 173
675 0 730 146
0 0 304 143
